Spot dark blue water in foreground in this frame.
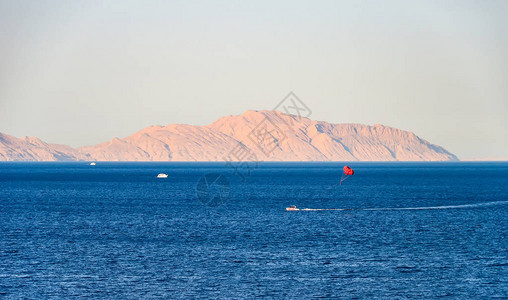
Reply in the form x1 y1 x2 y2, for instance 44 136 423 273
0 162 507 299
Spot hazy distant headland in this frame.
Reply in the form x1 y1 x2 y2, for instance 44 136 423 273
0 110 458 162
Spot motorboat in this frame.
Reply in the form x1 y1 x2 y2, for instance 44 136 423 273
157 173 168 178
286 205 299 211
90 162 96 166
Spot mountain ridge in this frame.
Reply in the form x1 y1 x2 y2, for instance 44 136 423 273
0 110 458 161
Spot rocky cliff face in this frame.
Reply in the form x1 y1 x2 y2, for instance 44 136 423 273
0 132 87 161
0 110 458 161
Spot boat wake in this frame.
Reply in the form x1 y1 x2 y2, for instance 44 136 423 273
300 208 346 211
287 200 508 212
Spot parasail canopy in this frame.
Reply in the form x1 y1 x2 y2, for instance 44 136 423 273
343 166 354 176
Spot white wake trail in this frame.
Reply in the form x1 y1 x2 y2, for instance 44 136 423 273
363 200 508 211
291 200 508 212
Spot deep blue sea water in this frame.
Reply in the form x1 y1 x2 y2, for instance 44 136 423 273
0 162 507 299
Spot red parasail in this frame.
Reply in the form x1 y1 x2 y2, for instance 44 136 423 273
343 166 354 176
340 166 354 185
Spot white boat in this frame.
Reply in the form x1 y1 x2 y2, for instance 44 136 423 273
286 205 299 211
90 162 96 166
157 173 168 178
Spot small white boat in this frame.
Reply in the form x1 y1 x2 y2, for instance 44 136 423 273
90 162 96 166
286 205 299 211
157 173 168 178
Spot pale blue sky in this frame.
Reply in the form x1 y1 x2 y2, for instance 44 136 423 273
0 0 506 159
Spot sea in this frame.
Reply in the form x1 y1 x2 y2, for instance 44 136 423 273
0 162 507 299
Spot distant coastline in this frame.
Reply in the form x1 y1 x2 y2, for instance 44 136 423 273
1 110 459 162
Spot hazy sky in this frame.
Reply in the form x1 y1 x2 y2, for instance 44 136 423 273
0 0 506 159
